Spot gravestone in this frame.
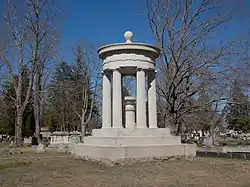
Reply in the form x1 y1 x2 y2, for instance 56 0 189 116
9 141 14 148
31 136 38 146
57 144 67 153
68 135 81 154
204 136 213 153
24 137 32 146
36 143 45 153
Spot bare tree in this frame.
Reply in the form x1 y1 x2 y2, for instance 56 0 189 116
0 0 36 145
147 0 235 135
26 0 59 143
0 0 58 145
71 46 101 141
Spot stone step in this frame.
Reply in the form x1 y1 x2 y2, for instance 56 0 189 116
74 143 196 161
83 136 180 146
92 128 171 137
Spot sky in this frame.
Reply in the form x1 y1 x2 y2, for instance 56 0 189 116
57 0 154 63
0 0 249 67
0 0 154 64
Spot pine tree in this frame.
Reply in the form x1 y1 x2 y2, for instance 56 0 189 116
226 79 250 133
46 61 76 132
196 90 213 131
70 46 99 137
0 75 35 137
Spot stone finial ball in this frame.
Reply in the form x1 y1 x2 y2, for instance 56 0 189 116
124 31 133 43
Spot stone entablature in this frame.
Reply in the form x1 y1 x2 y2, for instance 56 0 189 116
103 53 155 71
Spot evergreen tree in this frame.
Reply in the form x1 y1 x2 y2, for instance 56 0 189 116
226 79 250 133
196 90 213 131
0 79 15 135
70 46 99 134
46 60 76 132
0 76 35 137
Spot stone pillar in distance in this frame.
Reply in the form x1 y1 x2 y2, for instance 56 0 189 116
112 69 123 128
102 71 112 128
148 70 158 128
136 68 147 128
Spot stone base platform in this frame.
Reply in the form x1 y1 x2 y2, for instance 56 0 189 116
73 128 196 163
92 128 171 137
77 155 195 166
74 143 196 162
84 136 181 145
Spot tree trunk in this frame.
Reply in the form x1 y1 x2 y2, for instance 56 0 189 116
210 124 216 146
34 90 40 143
34 69 42 143
165 112 179 135
15 109 23 147
81 118 86 143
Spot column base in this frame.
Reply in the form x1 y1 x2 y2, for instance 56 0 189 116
101 126 112 129
149 126 158 128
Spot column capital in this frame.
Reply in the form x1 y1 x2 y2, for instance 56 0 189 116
146 69 157 74
113 67 122 73
136 67 145 71
102 70 112 76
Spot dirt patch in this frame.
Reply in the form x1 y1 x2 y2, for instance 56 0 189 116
0 151 250 187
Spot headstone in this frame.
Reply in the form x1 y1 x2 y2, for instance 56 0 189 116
24 137 32 145
9 141 14 148
57 144 67 153
203 136 213 153
32 136 38 146
68 136 81 154
36 143 45 153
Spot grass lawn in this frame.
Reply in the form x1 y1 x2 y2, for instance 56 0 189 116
0 143 8 148
0 148 250 187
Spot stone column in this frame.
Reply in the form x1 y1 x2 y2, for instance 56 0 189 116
148 70 158 128
112 69 123 128
136 68 147 128
102 71 111 128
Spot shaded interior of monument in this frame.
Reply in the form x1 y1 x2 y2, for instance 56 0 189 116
118 75 152 128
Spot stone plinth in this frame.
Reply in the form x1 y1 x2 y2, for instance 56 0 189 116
73 128 196 163
83 135 181 146
75 144 196 160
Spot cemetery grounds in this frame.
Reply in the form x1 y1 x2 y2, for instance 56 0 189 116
0 145 250 187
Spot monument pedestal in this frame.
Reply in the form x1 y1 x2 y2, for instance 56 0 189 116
74 128 196 164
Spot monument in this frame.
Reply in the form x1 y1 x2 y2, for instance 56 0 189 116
74 31 196 163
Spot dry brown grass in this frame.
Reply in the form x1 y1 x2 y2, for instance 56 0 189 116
0 149 250 187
